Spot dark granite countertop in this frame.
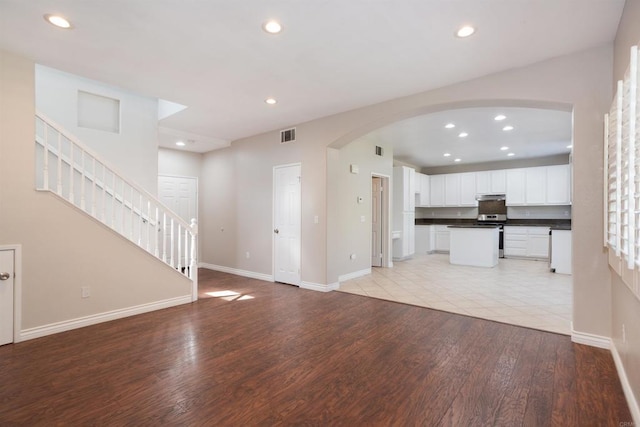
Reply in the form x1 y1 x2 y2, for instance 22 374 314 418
447 225 500 229
550 225 572 231
415 218 571 227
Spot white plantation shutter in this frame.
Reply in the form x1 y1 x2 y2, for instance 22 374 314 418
607 85 622 255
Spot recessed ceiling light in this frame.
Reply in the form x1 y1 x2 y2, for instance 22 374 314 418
494 114 506 121
443 153 451 157
263 20 282 34
458 132 468 138
456 25 475 38
265 98 277 105
502 125 514 131
454 158 462 162
507 153 515 157
500 146 509 151
567 144 573 149
175 141 186 147
445 123 455 129
44 14 71 29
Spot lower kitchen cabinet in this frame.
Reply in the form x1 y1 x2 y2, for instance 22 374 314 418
433 225 450 252
504 226 550 259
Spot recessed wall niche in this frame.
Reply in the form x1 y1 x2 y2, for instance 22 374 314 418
77 90 120 133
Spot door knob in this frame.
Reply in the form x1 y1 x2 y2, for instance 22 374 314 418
274 229 279 234
0 272 10 281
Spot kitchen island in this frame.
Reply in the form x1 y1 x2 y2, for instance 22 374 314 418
448 225 499 268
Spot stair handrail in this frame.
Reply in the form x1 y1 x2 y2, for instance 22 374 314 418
35 111 198 301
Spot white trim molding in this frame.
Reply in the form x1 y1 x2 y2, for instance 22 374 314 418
19 295 192 342
571 327 611 349
338 268 371 283
300 281 340 292
199 262 274 283
611 342 640 425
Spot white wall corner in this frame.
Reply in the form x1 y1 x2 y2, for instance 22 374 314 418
338 268 371 283
199 262 274 283
18 295 192 342
570 326 611 349
300 281 339 292
611 342 640 426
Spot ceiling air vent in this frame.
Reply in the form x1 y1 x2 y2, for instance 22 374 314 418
280 127 296 144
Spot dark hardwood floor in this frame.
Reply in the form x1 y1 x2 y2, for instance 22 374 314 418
0 269 632 426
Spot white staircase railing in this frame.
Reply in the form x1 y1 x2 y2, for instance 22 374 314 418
35 112 198 301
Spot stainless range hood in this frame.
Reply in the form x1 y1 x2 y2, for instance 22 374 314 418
476 193 506 201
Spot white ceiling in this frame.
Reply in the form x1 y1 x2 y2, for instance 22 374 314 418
375 107 572 168
0 1 625 153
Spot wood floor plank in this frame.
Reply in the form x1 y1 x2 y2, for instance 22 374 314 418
0 270 632 425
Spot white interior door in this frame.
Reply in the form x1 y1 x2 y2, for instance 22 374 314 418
158 175 198 266
274 164 301 285
372 177 383 267
0 250 14 346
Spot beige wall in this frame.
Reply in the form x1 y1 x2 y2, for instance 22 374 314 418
0 50 191 333
201 44 612 340
612 0 640 415
158 147 202 178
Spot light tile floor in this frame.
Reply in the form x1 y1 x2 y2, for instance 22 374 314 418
338 253 572 335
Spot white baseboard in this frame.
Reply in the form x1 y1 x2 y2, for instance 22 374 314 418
571 328 611 349
18 295 192 342
300 281 339 292
611 342 640 426
338 268 371 282
199 262 274 282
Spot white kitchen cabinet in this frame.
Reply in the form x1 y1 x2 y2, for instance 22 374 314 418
393 166 416 260
414 172 422 194
504 226 550 259
546 164 571 205
550 229 572 274
525 167 546 205
445 174 460 206
430 175 445 207
506 169 526 206
477 170 507 194
415 225 434 254
459 172 477 206
433 225 450 252
415 173 430 207
490 170 507 193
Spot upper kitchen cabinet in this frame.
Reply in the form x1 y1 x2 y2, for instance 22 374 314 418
506 169 526 205
393 166 415 211
444 174 460 206
430 174 445 207
546 164 571 204
506 164 571 206
476 170 506 194
416 173 430 207
459 172 477 206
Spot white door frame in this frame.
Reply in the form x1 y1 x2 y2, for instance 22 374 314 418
272 162 302 285
371 173 392 268
0 244 22 344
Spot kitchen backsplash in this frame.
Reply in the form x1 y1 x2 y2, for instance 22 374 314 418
415 205 571 220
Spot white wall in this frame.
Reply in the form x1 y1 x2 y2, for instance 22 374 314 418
0 50 191 334
36 65 159 193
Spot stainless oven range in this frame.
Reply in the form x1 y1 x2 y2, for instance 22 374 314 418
476 194 507 258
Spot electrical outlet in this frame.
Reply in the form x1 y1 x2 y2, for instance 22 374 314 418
314 215 319 224
456 211 461 217
360 215 366 223
622 324 626 344
245 252 250 259
81 286 90 298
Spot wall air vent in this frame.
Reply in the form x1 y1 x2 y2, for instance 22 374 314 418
375 146 383 156
280 128 296 144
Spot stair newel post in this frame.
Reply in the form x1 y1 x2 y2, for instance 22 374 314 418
190 218 198 301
